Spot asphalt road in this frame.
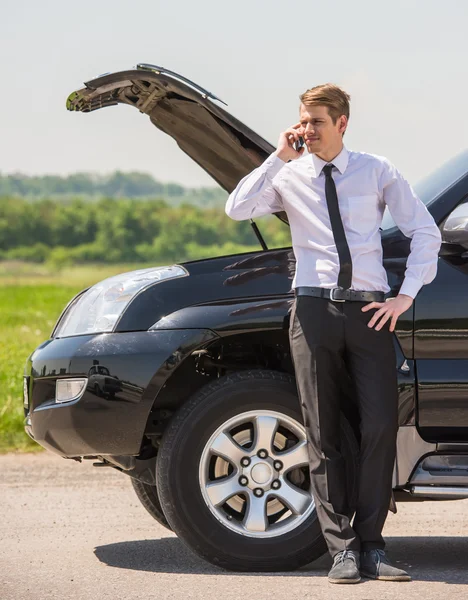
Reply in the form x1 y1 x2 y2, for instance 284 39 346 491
2 452 468 600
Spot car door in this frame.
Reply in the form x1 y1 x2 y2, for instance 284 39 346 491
414 198 468 442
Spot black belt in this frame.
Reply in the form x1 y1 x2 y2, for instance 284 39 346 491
294 286 385 303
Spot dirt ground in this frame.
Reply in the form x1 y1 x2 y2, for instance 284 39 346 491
1 451 467 600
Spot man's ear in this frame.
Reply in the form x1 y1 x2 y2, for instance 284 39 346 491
339 115 348 135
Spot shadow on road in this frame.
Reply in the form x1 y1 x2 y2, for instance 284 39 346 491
95 535 468 583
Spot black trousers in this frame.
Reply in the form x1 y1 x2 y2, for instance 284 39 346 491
288 294 398 557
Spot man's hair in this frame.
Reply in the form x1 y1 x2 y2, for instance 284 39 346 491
299 83 351 127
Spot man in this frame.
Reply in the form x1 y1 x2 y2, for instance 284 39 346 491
225 83 442 584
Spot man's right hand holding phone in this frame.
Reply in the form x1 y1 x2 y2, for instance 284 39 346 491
274 123 305 163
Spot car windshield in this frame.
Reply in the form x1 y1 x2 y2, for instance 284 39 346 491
381 149 468 230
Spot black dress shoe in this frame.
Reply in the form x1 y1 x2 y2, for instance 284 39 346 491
360 549 411 581
327 549 361 584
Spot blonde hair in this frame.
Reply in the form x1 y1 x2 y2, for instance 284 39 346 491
299 83 350 130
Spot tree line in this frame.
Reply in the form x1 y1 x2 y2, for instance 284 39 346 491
0 171 227 207
0 195 291 266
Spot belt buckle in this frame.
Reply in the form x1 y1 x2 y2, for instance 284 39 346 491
329 287 346 302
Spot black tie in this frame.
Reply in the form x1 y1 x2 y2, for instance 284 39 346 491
322 163 353 290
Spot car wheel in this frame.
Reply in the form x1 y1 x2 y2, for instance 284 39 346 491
156 369 359 572
131 478 172 531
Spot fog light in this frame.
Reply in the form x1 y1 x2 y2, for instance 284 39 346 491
23 377 30 409
55 378 87 403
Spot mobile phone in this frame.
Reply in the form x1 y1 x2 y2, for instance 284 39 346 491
294 135 305 152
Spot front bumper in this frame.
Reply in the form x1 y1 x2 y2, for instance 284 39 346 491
24 329 217 457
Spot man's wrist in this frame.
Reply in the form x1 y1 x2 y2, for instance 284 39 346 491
261 152 287 181
273 150 289 163
399 277 423 299
397 293 414 303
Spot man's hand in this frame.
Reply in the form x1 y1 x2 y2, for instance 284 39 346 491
274 123 306 162
361 294 413 332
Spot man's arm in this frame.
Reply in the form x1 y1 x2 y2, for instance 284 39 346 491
225 122 305 221
225 153 286 221
362 158 442 331
380 158 442 299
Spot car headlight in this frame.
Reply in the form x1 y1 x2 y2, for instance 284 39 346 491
53 265 188 337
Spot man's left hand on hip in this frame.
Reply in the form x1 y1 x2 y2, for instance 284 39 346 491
362 294 414 332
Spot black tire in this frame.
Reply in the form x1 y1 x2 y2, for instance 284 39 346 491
156 369 359 572
131 477 172 530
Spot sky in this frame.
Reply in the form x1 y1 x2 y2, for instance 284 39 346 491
1 0 467 188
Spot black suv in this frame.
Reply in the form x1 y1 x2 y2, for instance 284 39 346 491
23 64 468 572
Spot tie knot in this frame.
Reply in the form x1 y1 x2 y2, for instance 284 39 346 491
322 164 335 177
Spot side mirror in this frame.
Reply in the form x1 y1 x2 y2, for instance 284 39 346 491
441 202 468 249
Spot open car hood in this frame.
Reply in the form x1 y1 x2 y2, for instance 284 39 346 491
66 63 288 224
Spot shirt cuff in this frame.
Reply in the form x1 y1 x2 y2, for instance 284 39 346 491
399 277 423 299
262 152 287 179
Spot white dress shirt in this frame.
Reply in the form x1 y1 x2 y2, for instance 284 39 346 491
225 145 442 298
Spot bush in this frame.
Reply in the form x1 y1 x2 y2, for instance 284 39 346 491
0 195 291 264
6 243 51 263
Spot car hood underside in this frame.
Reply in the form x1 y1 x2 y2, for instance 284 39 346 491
66 63 288 224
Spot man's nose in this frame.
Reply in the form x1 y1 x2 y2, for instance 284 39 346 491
304 123 315 134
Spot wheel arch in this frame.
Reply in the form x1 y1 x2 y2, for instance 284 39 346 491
139 328 361 458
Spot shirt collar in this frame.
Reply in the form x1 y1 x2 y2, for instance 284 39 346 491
310 145 349 177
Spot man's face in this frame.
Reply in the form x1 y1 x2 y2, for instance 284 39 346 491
298 103 346 156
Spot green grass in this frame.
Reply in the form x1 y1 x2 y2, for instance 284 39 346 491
0 261 157 452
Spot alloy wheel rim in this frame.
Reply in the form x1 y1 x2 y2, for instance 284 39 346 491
199 409 315 538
